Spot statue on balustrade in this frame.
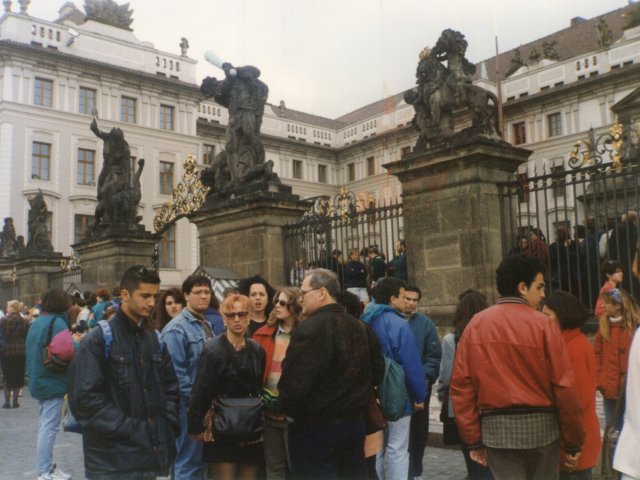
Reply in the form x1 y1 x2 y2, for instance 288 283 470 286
0 217 18 257
200 58 280 198
404 29 501 152
24 189 54 255
90 111 144 238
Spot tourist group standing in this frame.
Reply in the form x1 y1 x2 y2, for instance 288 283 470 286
3 247 640 480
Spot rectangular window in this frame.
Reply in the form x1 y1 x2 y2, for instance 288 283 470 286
77 148 95 185
74 214 95 243
32 141 51 180
318 164 327 184
292 160 303 180
517 172 529 203
79 87 96 115
34 78 53 107
366 156 375 176
159 224 176 268
551 165 566 199
120 96 137 123
548 112 562 137
159 161 174 195
512 122 526 145
400 146 412 158
203 144 216 165
347 162 355 182
160 104 174 130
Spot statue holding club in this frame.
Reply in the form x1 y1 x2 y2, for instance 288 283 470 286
200 51 278 196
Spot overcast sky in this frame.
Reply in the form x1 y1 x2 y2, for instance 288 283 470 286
28 0 629 119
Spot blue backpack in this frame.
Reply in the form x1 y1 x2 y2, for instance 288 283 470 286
96 320 164 356
378 355 408 422
63 320 164 434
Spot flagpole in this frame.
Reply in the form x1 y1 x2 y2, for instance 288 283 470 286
494 16 504 140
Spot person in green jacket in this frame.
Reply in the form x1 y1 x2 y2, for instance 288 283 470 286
25 288 73 480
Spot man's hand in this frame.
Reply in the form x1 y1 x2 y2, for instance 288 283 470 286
563 451 582 470
470 448 488 466
413 402 424 411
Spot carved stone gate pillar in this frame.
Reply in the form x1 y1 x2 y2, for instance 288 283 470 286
191 191 310 286
385 137 531 323
74 234 157 288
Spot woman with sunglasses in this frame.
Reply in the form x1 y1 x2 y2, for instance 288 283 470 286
188 294 266 480
252 287 302 480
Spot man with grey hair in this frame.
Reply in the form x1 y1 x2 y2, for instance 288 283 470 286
278 268 384 479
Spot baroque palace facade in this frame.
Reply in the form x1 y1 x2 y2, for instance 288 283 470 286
1 2 639 285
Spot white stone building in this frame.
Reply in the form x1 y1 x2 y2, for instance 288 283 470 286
1 2 639 287
0 3 202 287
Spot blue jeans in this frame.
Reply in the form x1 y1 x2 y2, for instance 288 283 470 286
603 398 624 430
37 397 64 475
288 418 367 480
173 398 206 480
376 415 410 480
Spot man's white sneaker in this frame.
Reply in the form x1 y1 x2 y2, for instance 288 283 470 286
37 474 53 480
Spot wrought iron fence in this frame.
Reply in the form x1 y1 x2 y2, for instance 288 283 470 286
48 267 82 293
498 125 640 314
283 189 403 288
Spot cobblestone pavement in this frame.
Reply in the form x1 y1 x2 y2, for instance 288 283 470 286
1 388 468 480
0 386 605 480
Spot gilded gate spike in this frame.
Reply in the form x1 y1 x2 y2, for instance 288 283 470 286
153 155 211 234
567 122 627 171
609 122 624 172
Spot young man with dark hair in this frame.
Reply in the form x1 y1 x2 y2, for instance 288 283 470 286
69 265 179 480
278 268 385 480
451 255 584 480
362 278 426 480
160 274 215 480
402 285 442 479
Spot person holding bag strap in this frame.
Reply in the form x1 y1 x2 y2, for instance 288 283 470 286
188 293 266 480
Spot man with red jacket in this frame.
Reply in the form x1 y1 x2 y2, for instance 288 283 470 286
450 255 584 480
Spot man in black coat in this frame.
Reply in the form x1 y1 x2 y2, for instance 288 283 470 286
278 268 385 480
69 265 179 479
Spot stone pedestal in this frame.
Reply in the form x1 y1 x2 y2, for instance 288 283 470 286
191 191 311 286
74 234 157 288
385 137 531 323
13 255 64 305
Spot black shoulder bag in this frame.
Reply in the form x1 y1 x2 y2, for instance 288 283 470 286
211 340 264 442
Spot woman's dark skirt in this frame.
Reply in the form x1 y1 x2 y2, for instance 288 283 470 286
203 439 263 465
1 355 26 388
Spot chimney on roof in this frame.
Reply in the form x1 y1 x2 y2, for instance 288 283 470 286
279 100 286 114
571 16 587 27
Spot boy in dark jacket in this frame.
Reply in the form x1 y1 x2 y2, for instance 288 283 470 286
69 266 179 479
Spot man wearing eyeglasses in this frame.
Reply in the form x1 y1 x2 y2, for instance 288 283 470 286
161 275 215 480
278 268 385 480
69 265 179 479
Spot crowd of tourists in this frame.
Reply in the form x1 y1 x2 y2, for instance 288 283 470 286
0 250 639 480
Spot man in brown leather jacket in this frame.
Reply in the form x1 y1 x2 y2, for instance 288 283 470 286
451 255 584 480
